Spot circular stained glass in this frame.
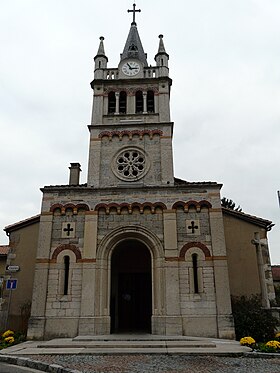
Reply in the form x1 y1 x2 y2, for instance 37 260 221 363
113 148 149 181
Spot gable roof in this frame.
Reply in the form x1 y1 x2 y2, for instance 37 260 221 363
222 208 274 231
4 215 40 234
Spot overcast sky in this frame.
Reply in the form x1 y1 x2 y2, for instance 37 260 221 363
0 0 280 263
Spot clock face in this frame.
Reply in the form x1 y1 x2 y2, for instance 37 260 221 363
122 61 140 76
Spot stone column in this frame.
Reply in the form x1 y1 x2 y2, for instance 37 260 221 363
79 211 99 335
160 126 174 185
115 92 119 115
127 91 134 114
143 91 147 114
209 207 235 339
28 213 53 340
87 131 101 187
163 210 182 335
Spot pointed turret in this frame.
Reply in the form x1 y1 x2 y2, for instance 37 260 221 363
155 34 169 77
94 36 108 78
120 23 148 66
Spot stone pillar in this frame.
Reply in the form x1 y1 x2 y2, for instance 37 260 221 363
28 213 53 340
163 210 177 256
160 127 174 185
163 210 182 335
143 91 147 114
127 92 134 114
115 92 119 115
87 133 101 187
79 211 98 335
252 232 270 308
209 207 235 339
83 211 98 259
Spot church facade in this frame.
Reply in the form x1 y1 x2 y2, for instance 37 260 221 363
11 6 273 340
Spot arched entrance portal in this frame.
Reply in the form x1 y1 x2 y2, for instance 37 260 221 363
110 240 152 333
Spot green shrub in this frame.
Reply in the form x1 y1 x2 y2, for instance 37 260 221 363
231 295 279 342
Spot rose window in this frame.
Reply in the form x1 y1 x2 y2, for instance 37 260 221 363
115 149 147 180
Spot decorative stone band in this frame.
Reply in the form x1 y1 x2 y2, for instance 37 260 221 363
35 258 96 264
51 244 82 262
165 255 227 262
49 200 212 215
50 203 90 215
98 129 163 141
103 87 159 95
179 242 211 259
172 200 212 212
94 202 167 215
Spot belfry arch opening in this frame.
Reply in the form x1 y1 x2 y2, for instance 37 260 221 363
110 240 152 333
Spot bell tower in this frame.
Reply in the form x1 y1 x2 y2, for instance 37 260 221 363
87 4 174 188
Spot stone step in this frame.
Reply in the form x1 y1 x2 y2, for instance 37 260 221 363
38 337 216 350
0 336 251 356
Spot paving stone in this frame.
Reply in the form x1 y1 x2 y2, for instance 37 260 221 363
17 354 280 373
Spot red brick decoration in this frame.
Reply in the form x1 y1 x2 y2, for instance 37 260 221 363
172 200 212 212
51 244 82 262
94 202 167 215
50 203 90 215
179 242 211 260
99 129 163 141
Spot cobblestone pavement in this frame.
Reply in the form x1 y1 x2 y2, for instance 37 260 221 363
24 354 280 373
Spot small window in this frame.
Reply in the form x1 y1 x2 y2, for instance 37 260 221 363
147 90 155 113
119 91 127 113
192 254 199 294
63 256 70 295
135 91 143 113
108 91 116 114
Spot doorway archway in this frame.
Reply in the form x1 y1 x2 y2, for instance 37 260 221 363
110 240 152 333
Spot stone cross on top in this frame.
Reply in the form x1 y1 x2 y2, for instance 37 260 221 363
128 3 141 25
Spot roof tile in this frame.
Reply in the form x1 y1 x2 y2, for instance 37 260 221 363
0 245 9 255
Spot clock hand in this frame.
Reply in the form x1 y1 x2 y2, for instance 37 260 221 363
127 63 132 69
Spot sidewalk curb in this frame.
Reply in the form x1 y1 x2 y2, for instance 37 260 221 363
243 351 280 359
0 354 81 373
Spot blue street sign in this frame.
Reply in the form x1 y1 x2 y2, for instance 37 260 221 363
6 279 17 290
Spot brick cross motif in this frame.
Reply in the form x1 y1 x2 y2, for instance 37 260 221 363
63 223 74 236
128 3 141 24
188 221 198 234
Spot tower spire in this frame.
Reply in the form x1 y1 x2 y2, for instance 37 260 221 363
95 36 107 59
155 34 169 76
94 36 108 78
157 34 167 54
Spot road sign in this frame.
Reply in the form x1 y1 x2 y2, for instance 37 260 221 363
6 265 20 272
6 279 17 290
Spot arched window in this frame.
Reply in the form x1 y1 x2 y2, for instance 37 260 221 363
192 253 199 294
135 91 143 113
108 91 116 114
147 90 155 113
119 91 127 114
63 255 70 295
